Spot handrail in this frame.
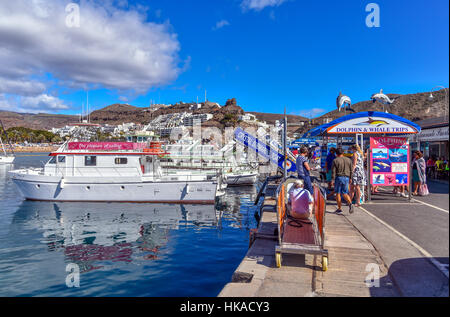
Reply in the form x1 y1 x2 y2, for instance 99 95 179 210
312 183 327 245
275 178 327 246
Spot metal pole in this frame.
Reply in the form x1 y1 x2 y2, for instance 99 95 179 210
367 148 371 203
283 107 287 179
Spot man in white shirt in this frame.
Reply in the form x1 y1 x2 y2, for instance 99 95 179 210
287 179 314 220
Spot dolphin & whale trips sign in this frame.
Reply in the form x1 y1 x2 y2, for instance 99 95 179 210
327 117 418 134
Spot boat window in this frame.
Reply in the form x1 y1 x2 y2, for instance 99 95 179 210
84 156 97 166
114 158 128 165
48 156 56 164
58 156 66 163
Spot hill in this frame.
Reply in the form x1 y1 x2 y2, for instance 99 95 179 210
248 112 308 124
0 111 78 130
0 89 447 132
292 88 449 135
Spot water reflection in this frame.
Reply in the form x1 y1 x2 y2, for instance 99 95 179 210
216 186 258 230
1 154 260 296
0 163 12 183
11 201 221 272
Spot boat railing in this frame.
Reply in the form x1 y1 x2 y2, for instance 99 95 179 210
51 165 142 178
161 161 235 169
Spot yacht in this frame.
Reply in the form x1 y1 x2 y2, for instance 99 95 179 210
0 132 15 164
9 141 223 204
162 138 259 186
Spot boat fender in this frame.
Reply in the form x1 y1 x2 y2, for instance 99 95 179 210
60 178 65 189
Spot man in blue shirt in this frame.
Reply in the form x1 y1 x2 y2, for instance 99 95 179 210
296 147 313 194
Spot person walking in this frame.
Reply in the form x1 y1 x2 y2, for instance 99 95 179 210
350 144 366 207
296 147 314 195
325 147 336 190
331 148 354 214
412 150 427 196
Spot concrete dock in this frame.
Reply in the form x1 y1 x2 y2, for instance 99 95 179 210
219 177 449 297
219 181 399 297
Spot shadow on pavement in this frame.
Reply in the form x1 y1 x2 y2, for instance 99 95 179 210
374 257 449 297
426 181 450 194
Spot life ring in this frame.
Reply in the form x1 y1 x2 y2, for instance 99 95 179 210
285 160 292 170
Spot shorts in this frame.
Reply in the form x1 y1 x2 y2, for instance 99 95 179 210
335 176 350 195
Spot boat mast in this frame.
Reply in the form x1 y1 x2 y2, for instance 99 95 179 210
283 106 287 179
87 90 89 123
0 119 14 157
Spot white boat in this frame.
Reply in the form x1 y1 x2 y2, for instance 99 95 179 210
222 170 259 186
0 156 14 164
9 141 223 204
0 133 15 164
162 139 259 186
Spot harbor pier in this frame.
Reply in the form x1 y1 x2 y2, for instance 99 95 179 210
219 175 449 297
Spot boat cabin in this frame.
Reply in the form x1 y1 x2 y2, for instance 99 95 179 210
44 142 164 178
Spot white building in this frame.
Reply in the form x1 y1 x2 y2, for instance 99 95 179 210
189 103 202 111
239 113 257 122
183 113 213 127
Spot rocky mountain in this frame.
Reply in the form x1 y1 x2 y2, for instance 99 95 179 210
318 89 448 122
249 112 308 124
292 88 449 135
1 89 447 132
0 110 78 130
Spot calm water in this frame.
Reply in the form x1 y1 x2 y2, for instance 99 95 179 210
0 154 259 297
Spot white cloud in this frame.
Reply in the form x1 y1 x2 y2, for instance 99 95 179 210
21 94 70 111
0 0 182 100
297 108 327 118
0 93 69 113
212 20 230 30
0 79 46 97
241 0 286 12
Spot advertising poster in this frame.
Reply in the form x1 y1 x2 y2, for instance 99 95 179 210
370 137 409 186
321 142 337 169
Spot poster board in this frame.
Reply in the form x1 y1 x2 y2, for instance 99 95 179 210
321 142 337 169
370 137 409 186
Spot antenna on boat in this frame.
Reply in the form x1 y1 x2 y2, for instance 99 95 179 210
86 90 89 123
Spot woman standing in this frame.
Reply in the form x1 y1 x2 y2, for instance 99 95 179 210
412 151 427 195
350 144 366 206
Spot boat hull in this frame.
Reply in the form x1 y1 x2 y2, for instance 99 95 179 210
0 156 14 164
10 173 218 204
223 173 258 186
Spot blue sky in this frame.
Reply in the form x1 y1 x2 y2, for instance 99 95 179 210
0 0 448 117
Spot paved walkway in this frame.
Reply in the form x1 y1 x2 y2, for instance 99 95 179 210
219 192 399 297
315 207 397 297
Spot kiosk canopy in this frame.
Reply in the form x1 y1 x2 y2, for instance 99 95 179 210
306 111 421 137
